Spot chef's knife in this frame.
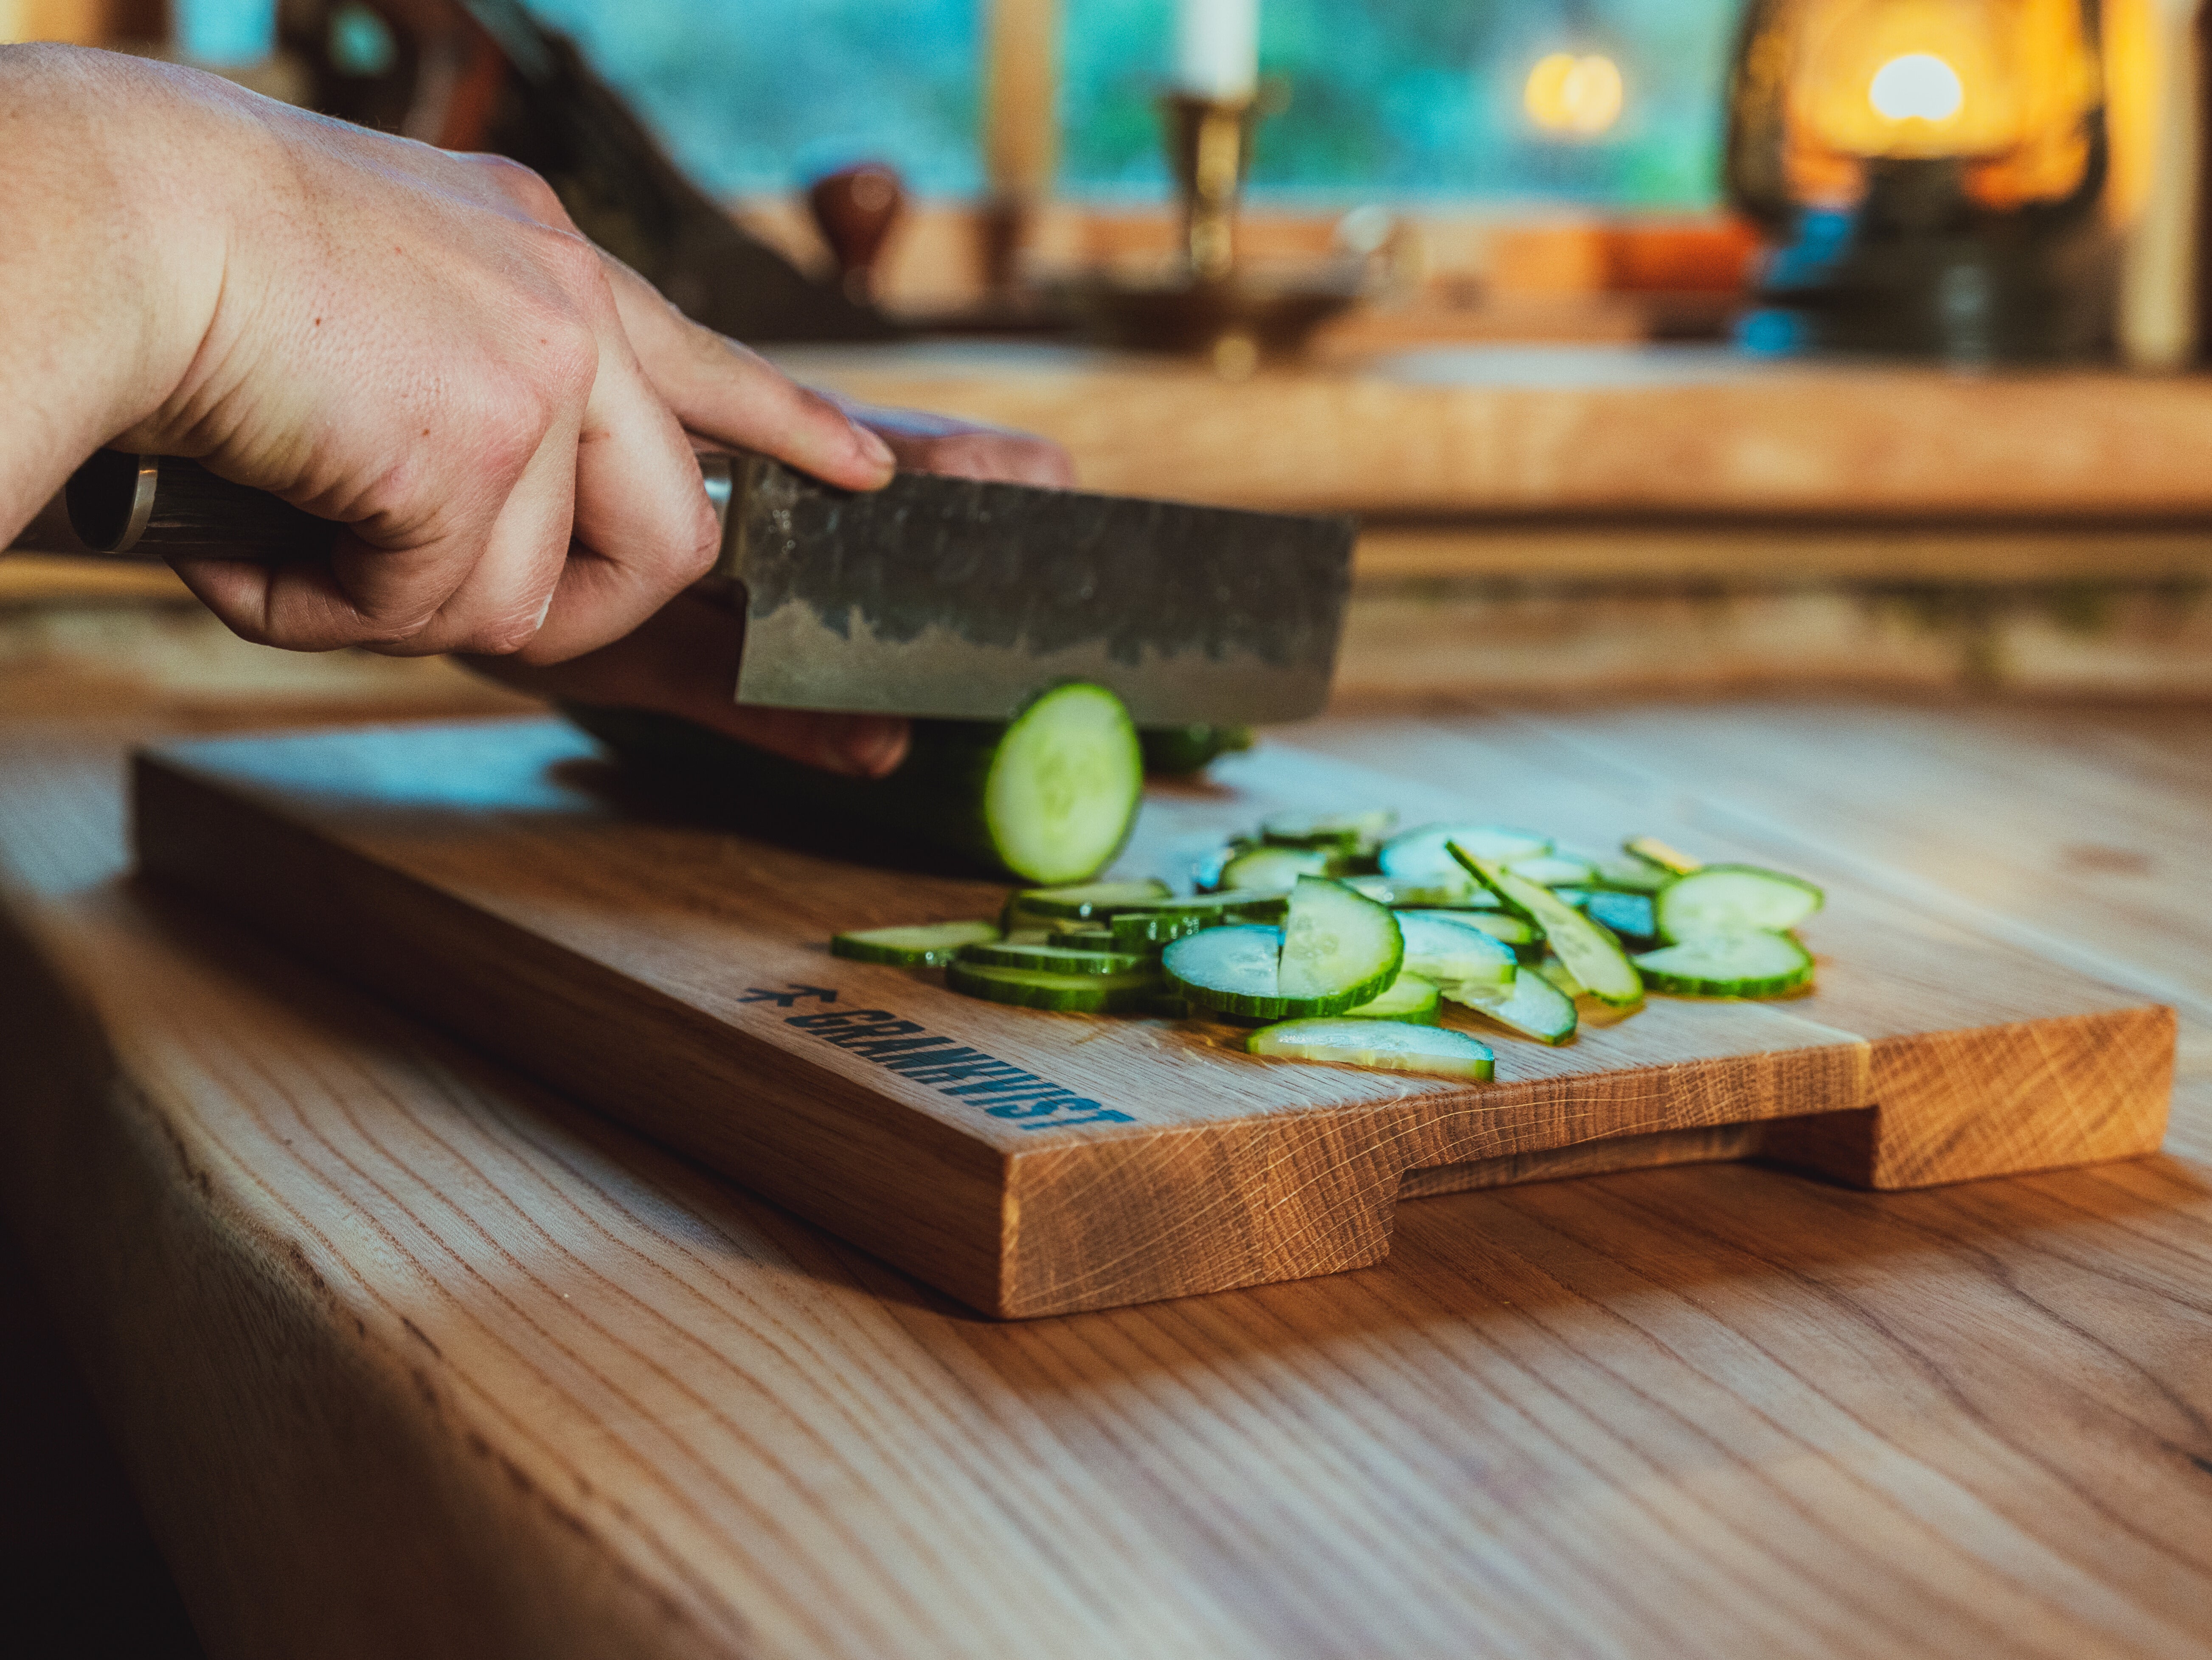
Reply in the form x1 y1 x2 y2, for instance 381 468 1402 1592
11 448 1355 725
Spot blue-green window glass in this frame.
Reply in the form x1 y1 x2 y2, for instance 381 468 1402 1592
185 1 1736 206
522 0 984 197
1062 0 1736 206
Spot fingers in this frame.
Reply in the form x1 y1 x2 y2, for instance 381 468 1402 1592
461 589 911 777
599 253 896 491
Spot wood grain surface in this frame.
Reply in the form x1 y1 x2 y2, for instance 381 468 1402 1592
775 341 2212 519
3 700 2209 1659
129 719 2172 1318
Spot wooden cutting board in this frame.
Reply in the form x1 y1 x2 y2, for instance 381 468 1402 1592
130 718 2174 1318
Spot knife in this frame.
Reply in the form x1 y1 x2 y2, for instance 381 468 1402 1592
11 448 1355 725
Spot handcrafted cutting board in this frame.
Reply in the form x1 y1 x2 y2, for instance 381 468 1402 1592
131 718 2174 1318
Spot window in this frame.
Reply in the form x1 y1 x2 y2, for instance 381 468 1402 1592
173 0 1743 209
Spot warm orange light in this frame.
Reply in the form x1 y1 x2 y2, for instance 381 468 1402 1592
1524 53 1625 138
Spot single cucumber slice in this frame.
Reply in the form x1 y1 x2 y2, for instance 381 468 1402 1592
1341 972 1442 1024
983 685 1147 883
945 960 1161 1013
1219 845 1335 893
1445 971 1578 1044
1451 847 1644 1007
1139 723 1252 775
1248 1018 1493 1081
1017 878 1173 919
1163 924 1372 1020
1379 823 1551 897
1588 857 1672 895
1279 876 1405 1006
1397 912 1517 988
1261 807 1397 852
831 920 1001 967
1535 954 1586 998
1110 889 1288 948
564 681 1141 886
1581 890 1658 945
1634 931 1814 997
1342 874 1499 910
956 939 1155 975
1623 835 1702 877
1406 909 1537 951
1654 865 1824 942
1507 853 1597 887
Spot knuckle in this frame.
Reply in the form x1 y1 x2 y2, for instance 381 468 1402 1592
466 153 571 224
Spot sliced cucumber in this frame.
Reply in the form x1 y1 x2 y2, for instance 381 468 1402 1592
1248 1019 1493 1081
957 939 1154 975
1140 723 1252 775
1444 971 1578 1044
946 959 1161 1012
1588 857 1672 895
831 920 1001 967
1451 847 1644 1007
1342 972 1442 1024
1342 875 1498 910
1580 890 1658 945
1623 835 1702 877
1279 876 1405 1006
1109 889 1289 948
1162 917 1396 1021
565 680 1142 886
1378 823 1551 898
1405 909 1537 953
1017 878 1173 920
1654 865 1824 942
1507 853 1597 888
1397 912 1517 988
1219 845 1335 893
1535 954 1586 998
1634 931 1814 997
1261 807 1396 852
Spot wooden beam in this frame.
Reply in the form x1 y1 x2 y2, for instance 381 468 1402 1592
984 0 1060 203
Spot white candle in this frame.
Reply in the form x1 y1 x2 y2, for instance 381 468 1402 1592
1175 0 1259 101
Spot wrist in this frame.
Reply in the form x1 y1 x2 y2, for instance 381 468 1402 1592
0 47 230 535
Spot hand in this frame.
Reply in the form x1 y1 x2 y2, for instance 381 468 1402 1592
0 45 897 662
464 406 1078 777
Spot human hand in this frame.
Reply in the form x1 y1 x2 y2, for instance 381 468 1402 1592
465 405 1079 777
0 46 896 663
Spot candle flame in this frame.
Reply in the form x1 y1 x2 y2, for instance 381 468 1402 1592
1524 53 1624 138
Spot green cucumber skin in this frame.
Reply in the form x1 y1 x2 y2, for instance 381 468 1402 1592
1453 852 1644 1007
564 696 1140 885
830 922 998 967
1161 925 1384 1021
946 961 1161 1013
957 941 1155 975
1139 724 1253 775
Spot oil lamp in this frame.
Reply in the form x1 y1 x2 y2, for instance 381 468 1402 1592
1725 0 2114 360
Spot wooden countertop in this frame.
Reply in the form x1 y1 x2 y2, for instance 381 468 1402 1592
777 342 2212 521
3 683 2209 1658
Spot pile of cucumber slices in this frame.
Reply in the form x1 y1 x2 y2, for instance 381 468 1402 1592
832 813 1824 1083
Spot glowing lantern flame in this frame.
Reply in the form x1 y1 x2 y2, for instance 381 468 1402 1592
1869 52 1965 124
1524 53 1625 138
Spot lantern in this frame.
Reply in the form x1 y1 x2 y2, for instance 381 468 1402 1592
1725 0 2113 359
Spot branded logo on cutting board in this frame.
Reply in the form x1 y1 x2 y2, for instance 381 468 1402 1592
749 989 1135 1131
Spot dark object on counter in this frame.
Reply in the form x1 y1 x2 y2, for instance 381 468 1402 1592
809 163 907 305
1723 0 2115 363
1139 724 1254 776
276 0 892 343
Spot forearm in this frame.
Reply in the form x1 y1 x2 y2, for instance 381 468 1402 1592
0 45 225 545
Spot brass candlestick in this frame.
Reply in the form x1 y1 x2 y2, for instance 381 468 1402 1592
1163 92 1262 284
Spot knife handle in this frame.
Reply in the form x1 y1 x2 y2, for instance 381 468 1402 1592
24 448 740 562
56 450 332 560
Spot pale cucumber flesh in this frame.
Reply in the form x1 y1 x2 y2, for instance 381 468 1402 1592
1278 877 1404 1006
984 684 1145 885
1248 1019 1494 1080
1633 930 1813 997
1655 866 1824 943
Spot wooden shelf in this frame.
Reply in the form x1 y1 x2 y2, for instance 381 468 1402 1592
779 341 2212 522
